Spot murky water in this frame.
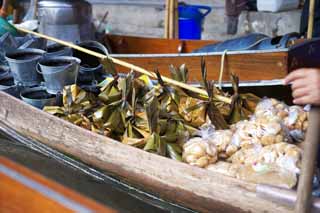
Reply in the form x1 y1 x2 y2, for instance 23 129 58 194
0 132 194 213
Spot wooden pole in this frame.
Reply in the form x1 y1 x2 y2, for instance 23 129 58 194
164 0 170 38
295 107 320 213
295 2 319 212
174 0 179 39
307 0 316 39
16 27 231 104
169 0 175 39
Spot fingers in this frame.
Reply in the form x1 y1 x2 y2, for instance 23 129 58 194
293 96 311 105
292 87 309 99
284 69 307 85
290 79 308 90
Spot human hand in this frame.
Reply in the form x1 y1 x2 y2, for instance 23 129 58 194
284 68 320 106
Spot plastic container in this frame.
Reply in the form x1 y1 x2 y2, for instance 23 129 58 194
178 4 212 40
257 0 299 12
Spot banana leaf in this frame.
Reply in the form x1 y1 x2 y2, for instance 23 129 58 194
100 57 118 76
169 64 189 83
122 84 150 147
98 77 122 105
138 74 154 90
43 106 65 115
179 97 207 127
166 143 183 161
144 95 159 133
228 74 260 124
200 58 229 130
63 85 80 107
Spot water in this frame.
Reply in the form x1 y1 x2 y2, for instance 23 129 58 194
22 90 55 100
0 78 14 87
40 60 71 67
47 44 66 53
7 52 42 60
0 131 194 213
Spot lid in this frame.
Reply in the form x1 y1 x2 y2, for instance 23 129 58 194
38 0 90 8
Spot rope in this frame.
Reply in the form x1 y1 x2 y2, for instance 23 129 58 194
218 50 228 89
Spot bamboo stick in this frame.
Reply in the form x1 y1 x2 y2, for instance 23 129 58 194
295 107 320 213
295 2 318 212
174 0 179 39
307 0 316 39
169 0 175 39
164 0 170 38
16 27 231 104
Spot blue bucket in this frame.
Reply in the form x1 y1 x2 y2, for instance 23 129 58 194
178 4 212 40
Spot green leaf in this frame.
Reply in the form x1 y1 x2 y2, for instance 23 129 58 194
100 57 118 76
166 143 182 161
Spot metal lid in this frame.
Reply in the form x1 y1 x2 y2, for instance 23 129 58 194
38 0 90 8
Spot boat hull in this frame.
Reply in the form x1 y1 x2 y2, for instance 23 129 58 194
0 91 293 213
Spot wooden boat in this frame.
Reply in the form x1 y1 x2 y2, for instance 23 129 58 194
104 35 317 81
104 34 219 54
1 81 320 212
1 31 320 212
0 157 115 213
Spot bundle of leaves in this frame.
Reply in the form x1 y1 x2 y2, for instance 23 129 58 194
44 59 261 161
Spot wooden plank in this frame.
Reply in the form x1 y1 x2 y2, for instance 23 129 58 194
104 34 218 54
0 156 115 213
113 51 288 81
0 91 292 213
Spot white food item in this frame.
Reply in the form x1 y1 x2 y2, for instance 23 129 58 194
183 137 218 168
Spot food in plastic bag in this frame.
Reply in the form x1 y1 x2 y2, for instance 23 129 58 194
254 98 309 142
207 129 238 159
182 137 218 168
231 118 286 150
283 105 309 142
207 161 297 189
228 142 302 174
254 98 288 120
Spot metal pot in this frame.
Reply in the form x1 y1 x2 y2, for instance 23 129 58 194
37 56 81 94
20 86 57 109
38 0 94 44
5 48 46 87
73 40 108 83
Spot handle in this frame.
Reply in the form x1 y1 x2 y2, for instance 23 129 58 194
179 4 212 18
36 61 76 74
192 5 212 17
36 63 42 74
295 107 320 213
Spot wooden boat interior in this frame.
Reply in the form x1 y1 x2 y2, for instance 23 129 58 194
104 34 219 54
